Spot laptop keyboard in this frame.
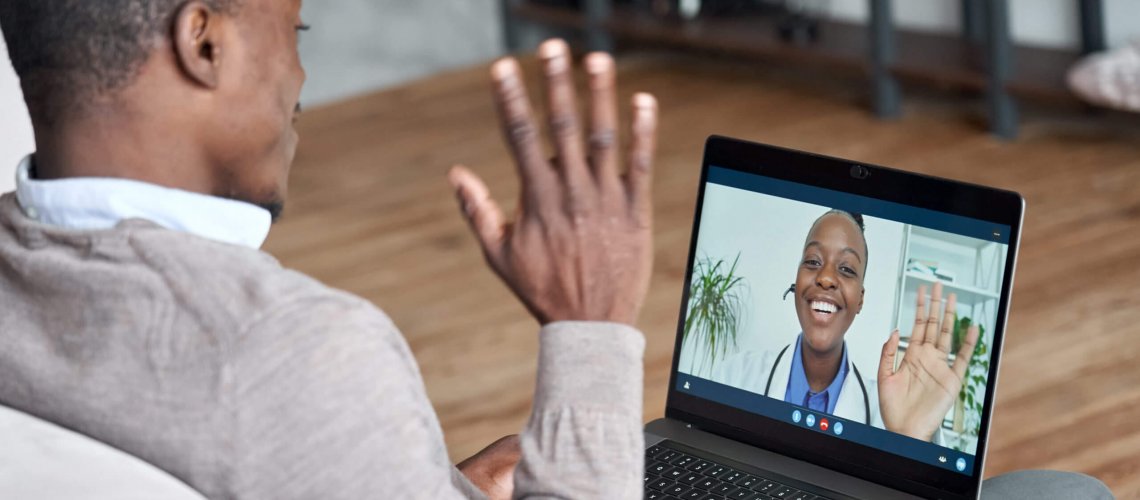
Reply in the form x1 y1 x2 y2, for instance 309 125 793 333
644 441 835 500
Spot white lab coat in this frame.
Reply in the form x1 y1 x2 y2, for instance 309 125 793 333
710 343 946 445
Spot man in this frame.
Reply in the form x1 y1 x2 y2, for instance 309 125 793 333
0 0 656 498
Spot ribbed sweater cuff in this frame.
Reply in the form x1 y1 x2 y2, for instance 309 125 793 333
533 321 645 414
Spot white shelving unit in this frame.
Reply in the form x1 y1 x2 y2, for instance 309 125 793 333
891 225 1006 455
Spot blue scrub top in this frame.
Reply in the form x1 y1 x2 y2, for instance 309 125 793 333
784 333 849 414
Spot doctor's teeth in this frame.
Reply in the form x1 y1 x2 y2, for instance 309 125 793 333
811 301 836 313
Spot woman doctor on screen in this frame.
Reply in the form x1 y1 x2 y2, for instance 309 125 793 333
711 210 980 444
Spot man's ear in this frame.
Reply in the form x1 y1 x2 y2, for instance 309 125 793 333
173 1 225 89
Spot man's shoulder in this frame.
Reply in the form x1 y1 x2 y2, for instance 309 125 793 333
127 226 392 339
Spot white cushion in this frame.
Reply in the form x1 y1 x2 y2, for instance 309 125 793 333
0 405 206 499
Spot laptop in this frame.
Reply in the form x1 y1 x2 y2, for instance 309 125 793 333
644 136 1023 500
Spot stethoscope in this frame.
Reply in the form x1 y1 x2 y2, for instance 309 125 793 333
770 284 872 425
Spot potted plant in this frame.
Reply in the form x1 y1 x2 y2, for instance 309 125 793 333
950 315 989 451
683 253 748 377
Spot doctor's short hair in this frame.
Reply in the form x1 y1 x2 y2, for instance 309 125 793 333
810 209 869 277
0 0 239 122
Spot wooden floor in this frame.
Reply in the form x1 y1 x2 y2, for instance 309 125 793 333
264 52 1140 498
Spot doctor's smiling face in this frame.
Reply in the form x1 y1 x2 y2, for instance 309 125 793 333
795 211 867 357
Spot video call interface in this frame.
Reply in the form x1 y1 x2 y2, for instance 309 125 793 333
676 166 1011 476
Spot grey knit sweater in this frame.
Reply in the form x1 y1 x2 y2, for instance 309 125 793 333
0 193 645 499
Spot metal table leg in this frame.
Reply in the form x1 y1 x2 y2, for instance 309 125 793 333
584 0 614 53
501 0 522 52
1078 0 1106 55
984 0 1017 139
869 0 901 119
961 0 984 44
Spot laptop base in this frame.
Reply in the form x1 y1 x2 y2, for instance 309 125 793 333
645 418 918 500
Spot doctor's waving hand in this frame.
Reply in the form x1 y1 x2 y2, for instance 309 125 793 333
879 282 979 442
710 209 980 445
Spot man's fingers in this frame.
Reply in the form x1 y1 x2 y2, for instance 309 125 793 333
585 51 619 187
878 329 901 381
491 57 552 202
449 165 507 263
936 293 957 353
910 285 929 345
952 325 980 380
626 92 658 226
538 39 589 190
924 282 944 345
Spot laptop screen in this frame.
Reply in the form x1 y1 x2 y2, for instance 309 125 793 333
674 165 1012 478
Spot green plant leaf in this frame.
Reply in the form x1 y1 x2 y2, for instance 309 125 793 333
683 253 749 375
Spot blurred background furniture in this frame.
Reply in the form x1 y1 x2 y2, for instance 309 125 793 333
502 0 1113 139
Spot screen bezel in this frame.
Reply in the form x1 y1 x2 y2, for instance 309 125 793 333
665 136 1024 500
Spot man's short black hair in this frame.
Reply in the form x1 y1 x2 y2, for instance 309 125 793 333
0 0 236 121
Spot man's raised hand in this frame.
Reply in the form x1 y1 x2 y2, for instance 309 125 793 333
448 39 659 326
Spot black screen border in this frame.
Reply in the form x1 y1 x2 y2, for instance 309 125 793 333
664 136 1024 500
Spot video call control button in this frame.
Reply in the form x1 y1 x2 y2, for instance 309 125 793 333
819 418 830 432
957 457 967 472
792 409 802 423
833 421 844 435
805 414 816 428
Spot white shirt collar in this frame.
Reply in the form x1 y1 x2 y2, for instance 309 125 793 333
14 155 272 249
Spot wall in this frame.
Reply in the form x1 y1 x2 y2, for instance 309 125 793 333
0 36 33 194
298 0 504 106
827 0 1140 50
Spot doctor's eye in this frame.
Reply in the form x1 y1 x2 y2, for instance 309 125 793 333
839 265 858 277
802 258 821 268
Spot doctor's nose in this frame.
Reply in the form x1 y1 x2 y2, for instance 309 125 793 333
816 272 838 290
